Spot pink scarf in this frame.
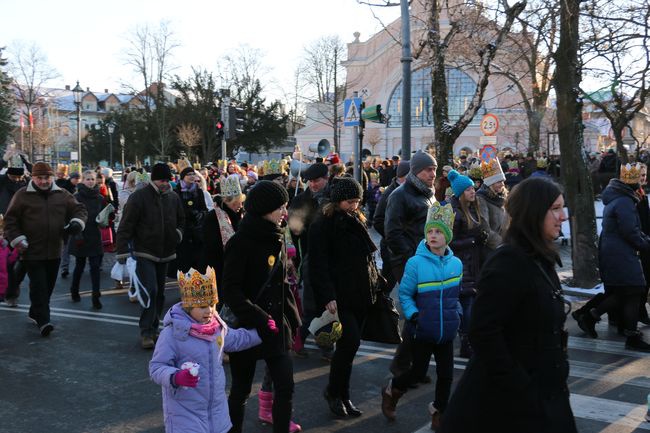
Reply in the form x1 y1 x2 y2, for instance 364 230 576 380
189 316 221 342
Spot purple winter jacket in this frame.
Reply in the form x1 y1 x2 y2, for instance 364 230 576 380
150 303 262 433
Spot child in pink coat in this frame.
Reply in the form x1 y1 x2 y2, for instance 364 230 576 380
0 216 20 301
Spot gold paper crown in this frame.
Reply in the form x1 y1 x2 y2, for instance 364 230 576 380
56 164 68 174
507 160 519 170
621 163 642 185
263 159 286 176
178 267 218 308
424 202 455 241
480 158 502 178
221 174 243 197
177 158 191 172
369 172 379 182
135 172 150 184
536 158 548 168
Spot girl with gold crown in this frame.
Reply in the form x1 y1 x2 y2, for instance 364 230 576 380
150 266 263 433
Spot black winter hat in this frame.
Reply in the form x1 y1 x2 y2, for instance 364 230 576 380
244 180 289 216
330 177 363 203
179 167 195 180
302 163 329 181
151 163 172 181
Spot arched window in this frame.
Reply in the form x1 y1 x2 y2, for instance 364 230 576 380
387 67 479 128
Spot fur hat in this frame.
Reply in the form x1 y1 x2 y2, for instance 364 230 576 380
31 162 54 177
244 180 289 216
448 169 474 197
409 150 437 175
151 163 172 181
330 177 363 203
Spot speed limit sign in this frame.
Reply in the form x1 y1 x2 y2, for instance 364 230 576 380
480 113 499 136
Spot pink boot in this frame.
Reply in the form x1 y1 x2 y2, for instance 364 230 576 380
257 390 302 432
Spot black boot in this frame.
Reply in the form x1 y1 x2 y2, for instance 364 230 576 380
92 294 102 310
625 331 650 352
70 289 81 303
342 399 362 417
577 309 599 338
323 388 347 417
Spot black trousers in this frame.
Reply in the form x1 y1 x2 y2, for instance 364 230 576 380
71 255 102 295
392 339 454 412
228 351 294 433
595 285 644 333
5 259 27 301
328 308 366 400
24 259 60 326
135 258 168 337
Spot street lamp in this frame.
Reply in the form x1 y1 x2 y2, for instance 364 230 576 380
120 134 125 171
72 81 84 170
107 123 115 168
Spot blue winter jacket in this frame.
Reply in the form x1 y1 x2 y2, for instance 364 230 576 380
149 303 262 433
399 240 463 343
599 179 650 286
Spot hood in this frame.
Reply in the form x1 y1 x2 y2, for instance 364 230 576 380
162 302 194 336
415 239 455 264
602 178 639 205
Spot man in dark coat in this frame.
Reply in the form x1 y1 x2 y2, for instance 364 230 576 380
384 150 437 377
4 162 87 336
172 167 208 273
116 163 185 349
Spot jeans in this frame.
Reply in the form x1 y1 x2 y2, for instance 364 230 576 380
135 258 168 337
6 259 27 301
392 339 454 412
70 255 103 296
24 259 60 326
328 308 365 400
60 237 71 272
229 351 294 433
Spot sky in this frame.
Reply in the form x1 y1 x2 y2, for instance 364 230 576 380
0 0 401 102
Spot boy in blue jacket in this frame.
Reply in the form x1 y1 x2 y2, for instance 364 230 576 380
380 202 463 431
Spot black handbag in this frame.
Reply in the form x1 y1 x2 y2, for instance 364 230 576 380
361 292 402 344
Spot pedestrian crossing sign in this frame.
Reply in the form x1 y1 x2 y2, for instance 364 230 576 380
343 97 362 126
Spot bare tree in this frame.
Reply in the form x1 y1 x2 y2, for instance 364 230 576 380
220 45 270 103
123 21 179 159
176 123 201 160
366 128 382 154
8 41 59 159
492 0 559 153
299 35 347 152
554 0 599 287
580 0 650 162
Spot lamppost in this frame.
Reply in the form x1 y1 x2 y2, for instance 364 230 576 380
107 123 115 168
72 81 84 170
120 134 125 171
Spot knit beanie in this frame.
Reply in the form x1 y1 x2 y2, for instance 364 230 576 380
409 150 437 175
244 180 289 216
396 161 410 178
448 169 474 197
424 202 455 244
330 177 363 203
179 167 195 180
151 163 172 181
31 162 54 177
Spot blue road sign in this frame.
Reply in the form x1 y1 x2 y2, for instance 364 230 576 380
343 97 362 127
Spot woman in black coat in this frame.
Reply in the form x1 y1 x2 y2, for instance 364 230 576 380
70 170 108 309
440 177 577 433
636 164 650 324
309 177 380 418
223 181 301 433
173 167 208 273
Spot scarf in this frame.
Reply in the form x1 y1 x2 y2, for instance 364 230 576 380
181 180 197 192
189 315 221 342
406 172 434 199
214 206 236 248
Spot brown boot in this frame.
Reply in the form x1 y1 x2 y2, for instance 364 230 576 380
429 403 442 431
381 380 404 421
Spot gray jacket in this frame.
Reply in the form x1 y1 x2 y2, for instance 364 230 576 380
476 183 507 251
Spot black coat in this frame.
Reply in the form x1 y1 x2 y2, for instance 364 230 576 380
440 244 576 433
449 196 486 296
70 185 106 258
203 197 243 293
384 178 435 280
173 183 209 272
222 214 301 357
637 191 650 282
308 209 378 312
0 175 27 214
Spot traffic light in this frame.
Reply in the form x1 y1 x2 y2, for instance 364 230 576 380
216 120 225 138
228 106 245 139
361 104 385 124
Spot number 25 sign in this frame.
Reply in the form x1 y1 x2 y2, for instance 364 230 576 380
480 113 499 136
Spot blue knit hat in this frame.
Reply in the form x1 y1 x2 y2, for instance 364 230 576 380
448 169 474 198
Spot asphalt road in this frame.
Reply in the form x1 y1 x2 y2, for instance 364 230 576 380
1 251 650 433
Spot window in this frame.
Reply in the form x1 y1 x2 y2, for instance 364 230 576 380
387 67 480 128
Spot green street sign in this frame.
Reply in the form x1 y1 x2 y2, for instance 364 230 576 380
361 104 385 123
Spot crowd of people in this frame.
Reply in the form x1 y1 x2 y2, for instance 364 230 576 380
2 144 650 433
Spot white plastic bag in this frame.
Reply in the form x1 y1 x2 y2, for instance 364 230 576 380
126 257 150 309
110 261 126 281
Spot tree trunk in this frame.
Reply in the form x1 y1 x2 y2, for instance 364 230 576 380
528 110 542 154
554 0 599 287
612 126 629 163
